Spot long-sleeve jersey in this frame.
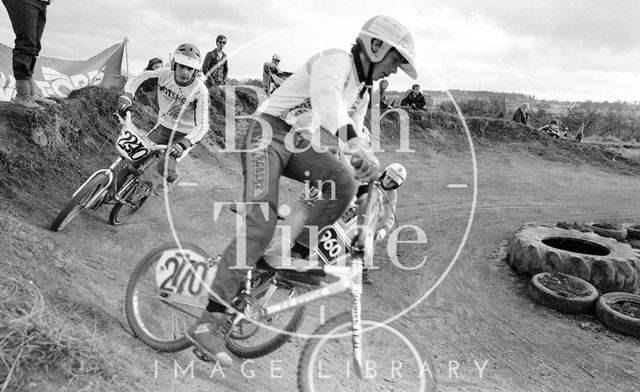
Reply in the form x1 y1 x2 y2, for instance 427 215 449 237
257 49 369 138
123 68 210 146
379 188 398 232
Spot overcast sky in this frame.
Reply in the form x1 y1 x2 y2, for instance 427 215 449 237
1 0 638 102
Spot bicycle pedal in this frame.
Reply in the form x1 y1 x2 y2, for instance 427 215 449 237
193 348 211 362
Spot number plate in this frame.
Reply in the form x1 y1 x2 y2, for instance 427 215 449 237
154 249 217 302
316 225 350 265
115 121 154 162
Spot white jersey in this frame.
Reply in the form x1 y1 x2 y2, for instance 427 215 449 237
257 49 369 137
124 68 210 145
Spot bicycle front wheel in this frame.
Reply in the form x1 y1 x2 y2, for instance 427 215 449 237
51 172 109 232
298 311 437 392
125 242 215 352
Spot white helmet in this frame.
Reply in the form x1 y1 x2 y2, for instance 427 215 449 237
383 163 407 187
173 43 203 70
272 53 281 61
357 15 417 79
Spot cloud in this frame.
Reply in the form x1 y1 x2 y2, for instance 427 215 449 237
0 0 637 101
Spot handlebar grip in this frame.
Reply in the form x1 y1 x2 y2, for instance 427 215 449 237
351 155 363 169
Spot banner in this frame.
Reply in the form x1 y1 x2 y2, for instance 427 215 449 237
0 41 126 101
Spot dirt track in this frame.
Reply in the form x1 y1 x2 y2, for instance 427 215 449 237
2 119 640 391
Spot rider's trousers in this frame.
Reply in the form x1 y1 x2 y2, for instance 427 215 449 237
208 113 357 304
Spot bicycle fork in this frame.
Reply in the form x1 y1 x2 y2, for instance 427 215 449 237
71 158 121 208
350 254 365 379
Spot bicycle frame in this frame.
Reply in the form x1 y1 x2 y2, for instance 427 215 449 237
234 181 384 377
72 113 166 209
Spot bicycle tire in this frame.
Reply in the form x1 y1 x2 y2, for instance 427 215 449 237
225 278 306 358
125 242 212 352
51 173 109 232
297 311 437 392
109 180 154 225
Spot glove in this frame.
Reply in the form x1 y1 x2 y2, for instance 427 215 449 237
116 94 133 115
346 136 379 182
169 137 191 158
376 228 387 241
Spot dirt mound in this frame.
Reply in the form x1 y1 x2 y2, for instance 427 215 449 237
0 88 126 200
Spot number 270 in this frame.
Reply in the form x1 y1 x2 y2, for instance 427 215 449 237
159 257 208 296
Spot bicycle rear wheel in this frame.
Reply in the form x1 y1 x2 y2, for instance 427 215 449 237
51 173 109 232
298 311 436 392
225 276 306 358
125 242 215 352
109 180 153 225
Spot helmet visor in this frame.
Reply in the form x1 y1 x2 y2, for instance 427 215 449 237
386 170 404 185
174 53 201 70
395 46 417 79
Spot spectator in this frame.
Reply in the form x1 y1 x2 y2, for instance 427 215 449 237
512 103 529 125
400 83 426 110
262 53 286 95
378 79 389 109
202 35 228 88
3 0 55 109
139 57 163 93
145 57 163 71
538 119 561 138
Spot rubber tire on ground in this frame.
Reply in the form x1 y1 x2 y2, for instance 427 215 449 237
225 282 306 359
125 242 210 352
51 173 109 232
109 181 153 225
584 221 627 241
627 226 640 240
506 224 640 293
529 272 599 314
595 292 640 338
297 311 436 392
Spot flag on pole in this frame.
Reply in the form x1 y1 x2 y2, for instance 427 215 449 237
0 41 126 101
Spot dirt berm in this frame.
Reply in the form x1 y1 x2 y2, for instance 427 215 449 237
1 87 639 391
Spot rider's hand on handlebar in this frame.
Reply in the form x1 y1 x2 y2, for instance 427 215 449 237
346 136 379 182
116 94 133 116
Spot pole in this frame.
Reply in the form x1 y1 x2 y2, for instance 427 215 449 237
123 36 130 78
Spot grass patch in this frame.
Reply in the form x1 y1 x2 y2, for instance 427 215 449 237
0 277 114 390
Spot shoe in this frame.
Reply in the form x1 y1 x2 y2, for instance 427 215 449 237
12 80 43 110
185 311 233 367
362 270 373 285
31 94 56 105
29 78 56 105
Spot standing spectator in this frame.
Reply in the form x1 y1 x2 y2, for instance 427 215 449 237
378 79 390 109
202 35 228 88
400 83 426 110
139 57 163 93
3 0 55 109
262 54 291 95
512 103 529 125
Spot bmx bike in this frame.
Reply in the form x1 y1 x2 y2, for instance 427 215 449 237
51 112 166 231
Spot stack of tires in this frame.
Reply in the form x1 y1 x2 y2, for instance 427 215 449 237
507 223 640 338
